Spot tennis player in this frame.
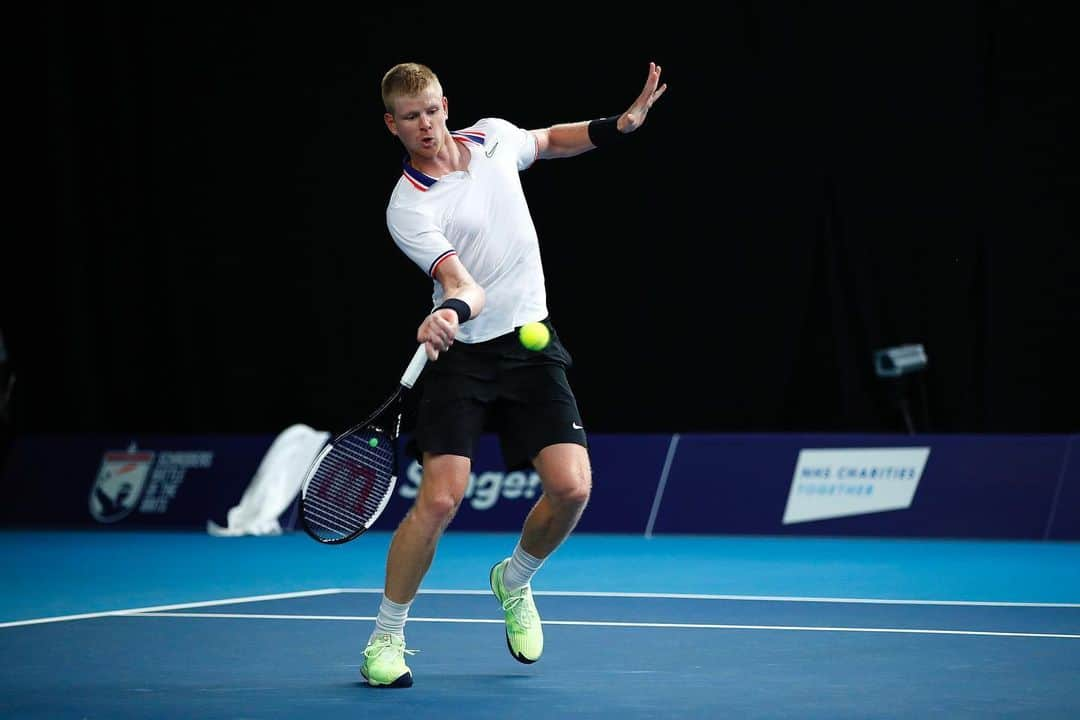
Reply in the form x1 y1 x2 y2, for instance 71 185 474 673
362 61 667 688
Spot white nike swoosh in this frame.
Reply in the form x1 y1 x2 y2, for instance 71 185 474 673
572 422 584 430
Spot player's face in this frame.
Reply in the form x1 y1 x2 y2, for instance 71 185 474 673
385 83 448 161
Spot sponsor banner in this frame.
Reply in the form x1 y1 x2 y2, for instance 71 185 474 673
2 432 1077 539
1 434 274 528
652 434 1076 538
782 447 931 524
371 433 673 533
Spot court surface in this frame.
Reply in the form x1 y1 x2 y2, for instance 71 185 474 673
2 529 1078 719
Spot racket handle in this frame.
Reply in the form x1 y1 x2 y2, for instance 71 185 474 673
401 344 429 389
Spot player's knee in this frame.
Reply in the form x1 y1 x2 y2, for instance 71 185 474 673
535 445 591 507
412 454 470 527
415 490 463 526
567 473 592 507
548 465 591 507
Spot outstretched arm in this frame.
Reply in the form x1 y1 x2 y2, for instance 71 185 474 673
531 61 667 160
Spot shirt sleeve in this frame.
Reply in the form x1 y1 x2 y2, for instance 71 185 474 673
386 204 456 278
481 117 538 171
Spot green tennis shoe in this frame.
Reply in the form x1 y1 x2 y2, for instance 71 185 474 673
490 558 544 663
360 633 415 688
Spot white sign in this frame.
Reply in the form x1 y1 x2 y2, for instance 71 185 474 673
782 447 931 524
399 461 542 511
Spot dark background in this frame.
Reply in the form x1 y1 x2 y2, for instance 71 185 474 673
10 2 1077 440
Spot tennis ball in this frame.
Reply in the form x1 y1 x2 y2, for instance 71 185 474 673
368 438 379 448
518 321 550 351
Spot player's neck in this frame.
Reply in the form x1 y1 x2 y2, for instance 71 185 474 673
412 132 470 178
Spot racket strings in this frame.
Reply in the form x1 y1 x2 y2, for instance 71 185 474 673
308 445 392 515
303 431 395 540
305 468 391 536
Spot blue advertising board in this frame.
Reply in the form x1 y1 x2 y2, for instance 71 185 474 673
651 434 1073 539
1046 435 1079 540
0 434 274 529
374 433 674 534
1 431 1077 540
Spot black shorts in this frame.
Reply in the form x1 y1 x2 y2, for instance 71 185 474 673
408 318 587 471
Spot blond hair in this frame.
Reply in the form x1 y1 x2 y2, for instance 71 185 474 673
381 63 441 114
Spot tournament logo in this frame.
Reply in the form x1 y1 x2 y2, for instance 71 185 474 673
89 446 155 523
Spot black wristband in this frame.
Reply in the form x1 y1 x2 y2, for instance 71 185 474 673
587 115 624 147
435 298 471 324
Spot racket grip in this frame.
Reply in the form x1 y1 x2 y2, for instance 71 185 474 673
401 344 429 389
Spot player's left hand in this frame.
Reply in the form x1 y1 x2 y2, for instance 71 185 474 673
620 62 667 134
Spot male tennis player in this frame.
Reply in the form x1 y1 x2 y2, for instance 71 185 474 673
362 61 667 688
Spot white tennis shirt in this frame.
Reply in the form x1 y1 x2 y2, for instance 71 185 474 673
386 117 549 344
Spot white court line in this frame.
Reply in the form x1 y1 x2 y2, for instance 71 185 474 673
340 588 1080 608
123 612 1080 640
0 589 344 629
5 587 1078 630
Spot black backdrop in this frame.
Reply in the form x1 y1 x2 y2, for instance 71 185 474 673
15 3 1078 437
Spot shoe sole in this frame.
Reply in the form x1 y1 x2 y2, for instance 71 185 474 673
490 561 540 665
361 667 413 688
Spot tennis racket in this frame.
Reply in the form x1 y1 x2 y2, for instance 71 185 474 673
299 344 429 544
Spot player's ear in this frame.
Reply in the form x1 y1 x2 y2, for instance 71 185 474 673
384 112 398 136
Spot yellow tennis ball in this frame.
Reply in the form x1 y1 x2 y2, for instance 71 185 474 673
518 321 550 351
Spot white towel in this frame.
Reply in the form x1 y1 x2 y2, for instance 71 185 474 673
207 423 330 537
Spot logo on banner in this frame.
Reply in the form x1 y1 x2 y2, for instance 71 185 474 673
398 460 542 510
782 447 931 524
89 443 215 523
89 446 155 523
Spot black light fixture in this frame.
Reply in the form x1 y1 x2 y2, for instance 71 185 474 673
874 344 928 378
873 343 929 434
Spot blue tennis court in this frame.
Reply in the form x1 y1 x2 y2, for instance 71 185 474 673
3 530 1078 718
23 5 1080 718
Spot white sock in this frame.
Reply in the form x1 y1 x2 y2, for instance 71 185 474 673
371 594 411 641
502 543 545 592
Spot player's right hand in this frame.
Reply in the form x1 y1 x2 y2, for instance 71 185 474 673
419 310 457 360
